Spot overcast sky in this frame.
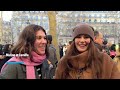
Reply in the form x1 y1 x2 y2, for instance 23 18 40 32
2 11 13 21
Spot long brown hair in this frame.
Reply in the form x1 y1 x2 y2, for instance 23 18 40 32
11 24 49 61
62 38 103 79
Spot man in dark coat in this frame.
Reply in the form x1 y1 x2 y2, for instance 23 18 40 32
47 35 58 79
94 30 104 52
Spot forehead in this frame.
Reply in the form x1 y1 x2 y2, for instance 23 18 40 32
36 30 45 36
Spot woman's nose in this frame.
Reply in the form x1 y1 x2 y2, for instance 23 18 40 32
80 37 85 42
41 38 47 43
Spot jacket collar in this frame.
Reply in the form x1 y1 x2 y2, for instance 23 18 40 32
67 51 89 70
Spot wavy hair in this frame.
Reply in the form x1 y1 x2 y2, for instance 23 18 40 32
11 24 49 61
61 38 103 79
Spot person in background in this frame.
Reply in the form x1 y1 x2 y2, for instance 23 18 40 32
102 39 110 55
113 43 120 72
62 41 73 56
0 44 5 70
109 44 116 59
47 35 58 79
94 31 104 52
0 24 49 79
63 44 67 56
0 44 3 55
59 44 63 59
66 41 72 53
55 23 120 79
0 44 13 71
0 44 4 59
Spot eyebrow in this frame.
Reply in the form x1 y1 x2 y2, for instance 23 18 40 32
36 35 46 38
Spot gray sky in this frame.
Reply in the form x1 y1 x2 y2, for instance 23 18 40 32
2 11 13 21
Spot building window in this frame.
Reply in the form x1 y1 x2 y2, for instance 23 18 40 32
83 19 85 22
35 16 38 20
89 15 91 18
30 16 33 20
94 19 97 22
89 19 91 22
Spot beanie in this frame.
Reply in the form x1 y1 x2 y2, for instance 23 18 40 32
72 24 94 40
47 35 52 41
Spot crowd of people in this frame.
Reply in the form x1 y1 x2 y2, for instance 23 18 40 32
0 23 120 79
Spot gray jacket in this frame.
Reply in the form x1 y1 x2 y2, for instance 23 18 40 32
0 64 40 79
48 44 58 67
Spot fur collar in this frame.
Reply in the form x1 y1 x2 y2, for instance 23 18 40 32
67 51 89 70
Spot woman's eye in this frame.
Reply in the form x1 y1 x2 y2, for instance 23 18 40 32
44 36 47 39
36 36 41 39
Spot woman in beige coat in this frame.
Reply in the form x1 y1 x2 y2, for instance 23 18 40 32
55 24 120 79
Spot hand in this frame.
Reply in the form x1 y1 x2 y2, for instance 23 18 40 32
49 64 53 70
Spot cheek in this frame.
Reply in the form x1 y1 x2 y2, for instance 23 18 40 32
34 41 38 47
86 40 91 44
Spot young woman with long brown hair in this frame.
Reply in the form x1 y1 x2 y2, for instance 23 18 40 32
55 24 120 79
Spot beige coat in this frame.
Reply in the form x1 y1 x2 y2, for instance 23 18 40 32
55 51 120 79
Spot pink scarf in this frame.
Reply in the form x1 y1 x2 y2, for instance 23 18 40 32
1 51 46 79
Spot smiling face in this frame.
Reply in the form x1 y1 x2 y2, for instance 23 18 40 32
34 30 47 55
75 34 91 53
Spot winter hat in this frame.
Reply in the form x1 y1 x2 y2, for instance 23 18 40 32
47 35 52 41
72 24 94 40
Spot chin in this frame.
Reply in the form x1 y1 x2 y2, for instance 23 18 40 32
79 49 87 52
36 50 45 55
37 53 45 55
